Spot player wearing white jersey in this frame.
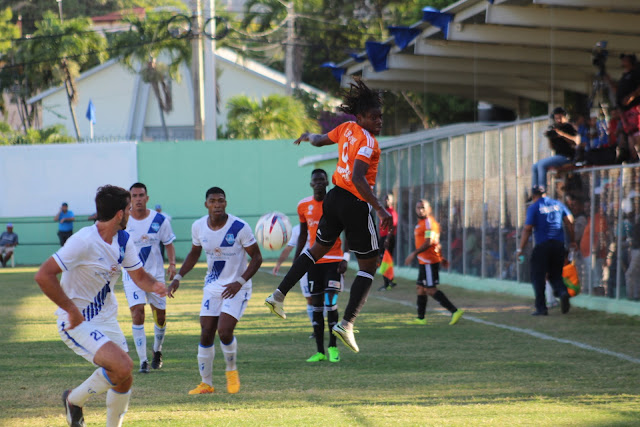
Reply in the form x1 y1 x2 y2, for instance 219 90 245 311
168 187 262 395
35 185 167 427
123 183 177 373
272 224 314 333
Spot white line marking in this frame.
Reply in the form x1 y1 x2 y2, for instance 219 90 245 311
374 294 640 364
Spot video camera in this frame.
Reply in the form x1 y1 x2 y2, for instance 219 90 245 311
592 40 609 76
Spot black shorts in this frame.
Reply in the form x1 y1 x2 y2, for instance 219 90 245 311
417 263 440 288
316 186 379 259
307 262 343 295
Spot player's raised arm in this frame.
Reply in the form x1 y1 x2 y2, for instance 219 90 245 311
294 132 333 147
35 257 84 329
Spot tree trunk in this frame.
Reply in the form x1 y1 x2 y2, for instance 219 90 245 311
151 81 170 141
65 77 82 141
401 91 430 130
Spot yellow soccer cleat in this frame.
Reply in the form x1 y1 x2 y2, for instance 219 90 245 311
306 352 327 362
188 382 214 395
411 318 427 325
328 346 340 363
226 370 240 394
265 294 287 319
449 309 464 326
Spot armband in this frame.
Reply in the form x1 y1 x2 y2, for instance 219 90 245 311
343 253 351 262
173 274 183 281
237 277 247 285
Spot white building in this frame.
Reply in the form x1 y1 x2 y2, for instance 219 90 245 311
27 47 336 141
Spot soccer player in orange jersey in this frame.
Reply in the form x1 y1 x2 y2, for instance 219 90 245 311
297 169 348 363
266 79 393 353
405 200 464 326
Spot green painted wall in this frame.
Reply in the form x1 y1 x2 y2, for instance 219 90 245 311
3 139 336 266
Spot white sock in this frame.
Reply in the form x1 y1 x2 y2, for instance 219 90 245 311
220 338 237 371
132 324 147 363
340 319 353 331
153 323 166 352
197 344 215 386
106 389 131 427
545 281 555 304
68 368 114 406
306 304 314 325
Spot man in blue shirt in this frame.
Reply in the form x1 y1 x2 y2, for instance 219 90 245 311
0 223 18 267
517 186 576 315
54 202 75 246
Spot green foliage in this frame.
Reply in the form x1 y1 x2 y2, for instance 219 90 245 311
0 123 73 145
0 8 19 54
111 11 191 83
226 94 320 139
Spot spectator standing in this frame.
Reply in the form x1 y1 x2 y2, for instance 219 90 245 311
54 202 75 246
605 54 640 163
517 186 576 315
0 223 18 267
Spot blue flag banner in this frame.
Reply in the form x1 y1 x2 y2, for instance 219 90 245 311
349 53 366 63
365 41 391 72
388 26 422 50
422 7 454 39
86 99 96 124
320 62 346 82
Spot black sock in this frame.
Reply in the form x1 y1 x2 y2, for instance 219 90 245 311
417 295 427 319
342 271 374 324
327 308 338 347
277 250 316 295
383 276 390 286
312 309 324 353
433 290 457 313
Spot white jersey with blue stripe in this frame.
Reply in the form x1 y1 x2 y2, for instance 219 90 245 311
191 214 256 291
52 224 142 322
123 211 176 283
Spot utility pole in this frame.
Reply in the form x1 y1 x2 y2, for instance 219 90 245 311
56 0 63 23
203 0 217 140
285 2 295 95
192 0 205 140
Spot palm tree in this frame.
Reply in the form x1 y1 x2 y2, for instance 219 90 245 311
226 94 319 139
112 12 191 141
23 12 107 141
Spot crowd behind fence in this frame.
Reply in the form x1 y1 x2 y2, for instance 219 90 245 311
375 116 640 302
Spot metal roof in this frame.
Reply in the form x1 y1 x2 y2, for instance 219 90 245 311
339 0 640 111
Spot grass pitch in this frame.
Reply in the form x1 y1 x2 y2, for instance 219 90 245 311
2 263 640 426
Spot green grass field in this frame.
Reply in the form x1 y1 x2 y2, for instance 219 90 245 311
2 263 640 426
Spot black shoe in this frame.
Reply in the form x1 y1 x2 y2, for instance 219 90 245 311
560 293 570 314
62 389 86 427
531 311 548 316
151 351 163 369
139 360 150 373
308 332 315 339
377 285 387 291
389 282 397 288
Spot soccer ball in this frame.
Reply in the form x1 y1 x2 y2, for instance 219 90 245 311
255 212 292 250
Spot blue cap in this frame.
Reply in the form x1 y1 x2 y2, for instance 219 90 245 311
7 223 13 227
155 204 162 210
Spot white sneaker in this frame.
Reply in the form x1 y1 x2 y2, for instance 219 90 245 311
265 294 286 319
332 324 359 353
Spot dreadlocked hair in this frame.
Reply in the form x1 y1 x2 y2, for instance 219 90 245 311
338 78 382 116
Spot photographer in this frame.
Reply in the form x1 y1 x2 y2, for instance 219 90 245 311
604 53 640 163
531 107 580 191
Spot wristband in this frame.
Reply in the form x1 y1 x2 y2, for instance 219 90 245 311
173 273 183 281
343 252 351 262
237 277 247 285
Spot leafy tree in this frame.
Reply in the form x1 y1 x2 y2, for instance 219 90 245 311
226 94 320 139
0 123 73 145
12 12 107 140
111 12 191 140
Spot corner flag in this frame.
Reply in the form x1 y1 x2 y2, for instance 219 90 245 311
86 99 96 124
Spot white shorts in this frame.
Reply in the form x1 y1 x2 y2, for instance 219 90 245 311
299 273 311 298
200 285 252 320
0 245 14 255
122 273 166 310
57 315 128 365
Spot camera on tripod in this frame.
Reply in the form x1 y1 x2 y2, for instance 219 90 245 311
592 40 609 76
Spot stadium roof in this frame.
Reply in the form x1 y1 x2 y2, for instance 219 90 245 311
336 0 640 112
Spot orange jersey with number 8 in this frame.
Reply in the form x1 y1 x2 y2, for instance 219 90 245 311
327 121 381 201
